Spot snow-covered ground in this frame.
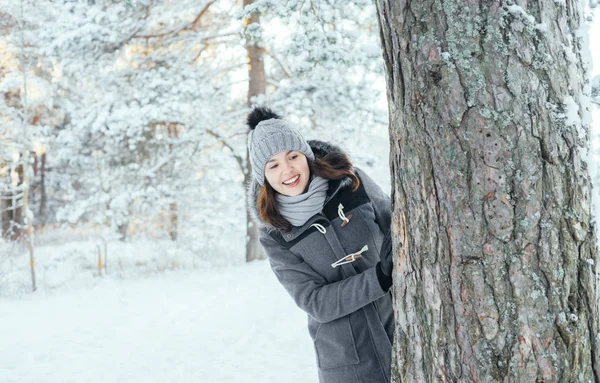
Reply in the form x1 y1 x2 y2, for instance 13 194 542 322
0 261 316 383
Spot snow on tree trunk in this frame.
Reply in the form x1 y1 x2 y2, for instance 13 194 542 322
245 169 263 262
376 0 599 381
169 202 177 241
21 150 36 292
34 151 47 228
244 0 266 106
0 160 23 240
245 0 266 262
13 160 24 240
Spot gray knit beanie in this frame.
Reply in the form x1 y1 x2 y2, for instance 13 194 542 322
247 107 315 185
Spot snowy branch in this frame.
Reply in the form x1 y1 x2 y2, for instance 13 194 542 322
205 128 244 174
133 1 217 39
264 49 291 79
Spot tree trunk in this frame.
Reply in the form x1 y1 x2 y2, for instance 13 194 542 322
20 150 36 291
376 0 599 382
168 123 178 241
169 202 177 241
32 151 47 228
38 152 47 227
1 162 11 238
244 0 266 262
244 0 266 105
12 160 24 240
245 166 263 262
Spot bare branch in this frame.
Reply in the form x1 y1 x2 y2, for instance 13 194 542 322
190 1 216 31
266 79 279 89
191 44 209 63
191 32 240 63
133 1 217 39
205 129 244 174
265 49 292 78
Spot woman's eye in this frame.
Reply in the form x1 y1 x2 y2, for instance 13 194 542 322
290 155 298 160
270 164 278 169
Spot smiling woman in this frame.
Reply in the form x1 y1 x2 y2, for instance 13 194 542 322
246 107 395 383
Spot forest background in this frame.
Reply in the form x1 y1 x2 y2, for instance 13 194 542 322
0 0 393 293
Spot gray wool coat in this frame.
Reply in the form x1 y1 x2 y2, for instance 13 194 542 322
249 140 394 383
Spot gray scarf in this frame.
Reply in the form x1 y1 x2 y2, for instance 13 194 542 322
276 175 329 227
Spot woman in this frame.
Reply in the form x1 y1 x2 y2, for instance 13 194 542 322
247 107 394 383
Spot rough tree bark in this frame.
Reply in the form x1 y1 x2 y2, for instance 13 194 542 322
376 0 599 381
244 0 266 262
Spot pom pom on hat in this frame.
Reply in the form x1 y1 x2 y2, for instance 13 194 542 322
246 107 281 130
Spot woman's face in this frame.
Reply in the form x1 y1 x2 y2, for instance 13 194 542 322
264 150 310 197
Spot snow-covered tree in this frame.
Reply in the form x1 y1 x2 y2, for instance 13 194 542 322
2 0 390 268
241 0 388 154
28 1 246 242
242 0 267 262
0 1 56 240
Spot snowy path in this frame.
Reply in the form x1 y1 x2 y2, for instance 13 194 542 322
0 261 316 383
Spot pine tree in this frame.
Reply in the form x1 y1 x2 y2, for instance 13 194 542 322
377 0 599 381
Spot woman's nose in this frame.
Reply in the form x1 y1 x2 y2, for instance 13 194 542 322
280 161 292 173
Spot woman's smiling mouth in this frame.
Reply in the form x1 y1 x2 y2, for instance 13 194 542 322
283 175 300 186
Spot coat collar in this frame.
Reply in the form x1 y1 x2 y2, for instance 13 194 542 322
247 140 354 237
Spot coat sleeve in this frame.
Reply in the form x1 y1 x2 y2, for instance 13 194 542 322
355 168 392 234
260 232 388 324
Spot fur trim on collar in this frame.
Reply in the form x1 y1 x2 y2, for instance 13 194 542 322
246 139 353 233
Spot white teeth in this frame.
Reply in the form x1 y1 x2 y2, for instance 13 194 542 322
283 175 300 185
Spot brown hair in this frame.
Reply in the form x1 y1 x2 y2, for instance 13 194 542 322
257 152 360 232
